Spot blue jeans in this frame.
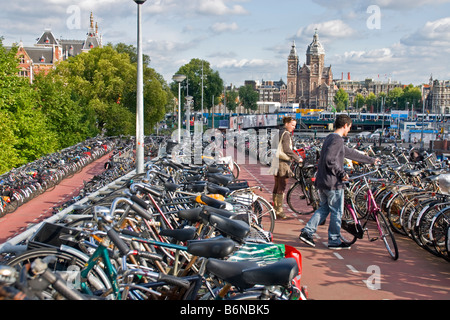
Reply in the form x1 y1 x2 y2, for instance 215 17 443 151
302 188 344 246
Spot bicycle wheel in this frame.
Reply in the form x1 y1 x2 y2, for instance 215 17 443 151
340 206 358 246
430 208 450 261
7 247 112 299
374 211 399 260
307 181 320 212
286 182 314 215
251 196 275 233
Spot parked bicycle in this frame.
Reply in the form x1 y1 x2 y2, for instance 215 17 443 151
340 169 399 260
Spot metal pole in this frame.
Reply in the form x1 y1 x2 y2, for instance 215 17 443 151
178 82 182 142
421 96 425 150
172 74 186 142
134 0 146 174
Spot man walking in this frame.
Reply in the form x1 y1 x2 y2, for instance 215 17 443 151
299 114 380 249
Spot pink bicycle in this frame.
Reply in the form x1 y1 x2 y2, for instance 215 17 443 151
340 170 399 260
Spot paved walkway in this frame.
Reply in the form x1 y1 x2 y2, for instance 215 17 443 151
236 156 450 300
0 153 111 243
1 149 449 300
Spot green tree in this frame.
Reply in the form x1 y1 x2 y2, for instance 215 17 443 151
239 85 258 113
334 88 349 112
365 93 377 112
34 72 88 148
53 46 138 136
171 59 224 114
0 109 20 173
403 85 422 111
353 93 365 110
386 87 403 110
225 90 239 113
0 40 58 170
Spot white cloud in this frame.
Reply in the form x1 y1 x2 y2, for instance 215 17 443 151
296 20 357 41
401 17 450 47
210 22 239 33
196 0 248 16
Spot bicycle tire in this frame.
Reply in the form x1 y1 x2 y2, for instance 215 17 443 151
286 182 314 215
340 205 358 246
7 247 113 299
430 207 450 261
375 212 399 260
251 196 275 233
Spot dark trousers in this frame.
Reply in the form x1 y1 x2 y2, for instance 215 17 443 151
273 175 287 194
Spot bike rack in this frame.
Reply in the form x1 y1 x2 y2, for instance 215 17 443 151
0 166 142 252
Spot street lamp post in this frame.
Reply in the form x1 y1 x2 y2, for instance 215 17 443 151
186 95 193 133
134 0 146 174
173 74 186 142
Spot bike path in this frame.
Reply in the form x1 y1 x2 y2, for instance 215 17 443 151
1 150 449 300
237 158 450 300
0 153 111 243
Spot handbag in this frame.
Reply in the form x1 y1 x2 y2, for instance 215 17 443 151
275 131 291 161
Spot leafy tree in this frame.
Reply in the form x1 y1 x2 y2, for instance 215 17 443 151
0 109 20 173
386 87 403 109
0 40 58 170
365 93 377 112
53 46 137 136
239 85 258 113
225 90 239 113
353 93 365 110
34 72 88 148
171 59 224 114
403 85 422 111
334 88 349 112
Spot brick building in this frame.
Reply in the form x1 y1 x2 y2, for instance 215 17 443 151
9 12 102 83
287 31 334 108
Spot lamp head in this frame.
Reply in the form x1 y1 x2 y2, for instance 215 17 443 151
173 74 186 83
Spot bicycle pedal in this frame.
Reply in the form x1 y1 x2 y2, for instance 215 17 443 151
370 237 378 242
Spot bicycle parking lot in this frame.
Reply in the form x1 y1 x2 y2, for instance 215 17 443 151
0 134 449 300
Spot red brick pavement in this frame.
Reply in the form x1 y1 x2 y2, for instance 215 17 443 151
237 156 450 300
1 149 449 300
0 153 111 243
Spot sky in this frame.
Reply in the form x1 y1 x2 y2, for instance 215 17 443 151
1 0 450 88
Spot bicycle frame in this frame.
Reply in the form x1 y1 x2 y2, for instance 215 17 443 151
346 176 382 231
343 171 399 260
80 236 121 299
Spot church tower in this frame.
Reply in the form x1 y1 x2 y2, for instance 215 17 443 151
289 30 333 109
287 41 299 103
306 30 325 97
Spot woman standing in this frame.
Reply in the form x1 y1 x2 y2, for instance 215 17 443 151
270 116 302 219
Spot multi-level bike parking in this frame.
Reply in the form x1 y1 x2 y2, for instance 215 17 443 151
0 138 306 300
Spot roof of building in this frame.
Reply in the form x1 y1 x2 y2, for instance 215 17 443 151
306 30 325 56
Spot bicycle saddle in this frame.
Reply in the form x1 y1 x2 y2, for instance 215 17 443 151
198 194 227 209
242 258 299 288
159 227 196 242
163 182 180 192
206 258 298 289
206 183 230 196
201 206 237 219
187 238 237 259
206 258 259 289
206 173 234 186
205 212 250 242
177 207 203 222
